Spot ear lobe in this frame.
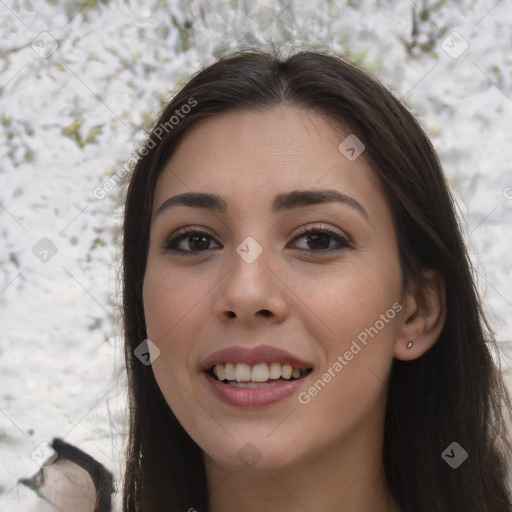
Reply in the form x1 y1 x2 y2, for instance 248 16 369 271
394 269 447 361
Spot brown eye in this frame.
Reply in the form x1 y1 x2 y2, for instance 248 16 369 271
291 227 353 253
163 225 353 256
163 228 221 255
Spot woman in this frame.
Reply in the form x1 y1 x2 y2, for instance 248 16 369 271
121 47 512 511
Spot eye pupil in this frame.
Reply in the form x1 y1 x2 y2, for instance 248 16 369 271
307 233 330 250
188 235 209 251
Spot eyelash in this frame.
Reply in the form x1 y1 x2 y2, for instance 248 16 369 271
162 224 353 256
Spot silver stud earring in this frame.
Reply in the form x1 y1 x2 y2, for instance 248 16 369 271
406 341 414 349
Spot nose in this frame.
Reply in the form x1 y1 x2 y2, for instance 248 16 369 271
213 239 289 326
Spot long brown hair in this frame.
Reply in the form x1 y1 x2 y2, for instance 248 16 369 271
121 47 512 511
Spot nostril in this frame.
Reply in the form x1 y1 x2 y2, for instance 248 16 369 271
226 311 236 318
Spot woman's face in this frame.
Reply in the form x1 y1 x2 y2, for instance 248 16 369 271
143 106 407 472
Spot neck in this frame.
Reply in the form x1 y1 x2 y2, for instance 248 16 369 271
206 417 401 512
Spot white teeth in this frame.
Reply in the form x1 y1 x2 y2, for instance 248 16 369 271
211 362 308 382
269 362 282 379
225 362 236 380
235 363 252 382
216 364 226 381
251 363 269 382
282 364 293 379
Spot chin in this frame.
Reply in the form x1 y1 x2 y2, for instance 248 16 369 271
203 435 305 473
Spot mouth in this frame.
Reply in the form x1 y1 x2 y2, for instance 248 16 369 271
201 345 314 407
207 362 313 388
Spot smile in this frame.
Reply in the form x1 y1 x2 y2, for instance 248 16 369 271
210 362 311 387
201 344 314 407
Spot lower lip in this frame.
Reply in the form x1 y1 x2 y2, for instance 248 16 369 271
203 372 309 407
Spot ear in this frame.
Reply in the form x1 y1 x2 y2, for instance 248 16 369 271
394 269 447 361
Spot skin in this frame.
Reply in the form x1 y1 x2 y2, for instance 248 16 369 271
143 106 446 512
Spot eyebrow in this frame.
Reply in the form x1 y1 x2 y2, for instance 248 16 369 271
156 189 370 221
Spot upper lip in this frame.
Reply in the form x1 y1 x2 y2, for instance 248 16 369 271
201 344 313 371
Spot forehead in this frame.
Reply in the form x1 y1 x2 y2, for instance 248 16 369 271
153 106 385 217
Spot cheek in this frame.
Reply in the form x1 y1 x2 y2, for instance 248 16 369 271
142 268 201 415
143 263 204 341
142 261 223 391
297 259 401 342
143 268 174 341
142 266 198 376
142 268 224 445
299 261 402 408
294 269 400 440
